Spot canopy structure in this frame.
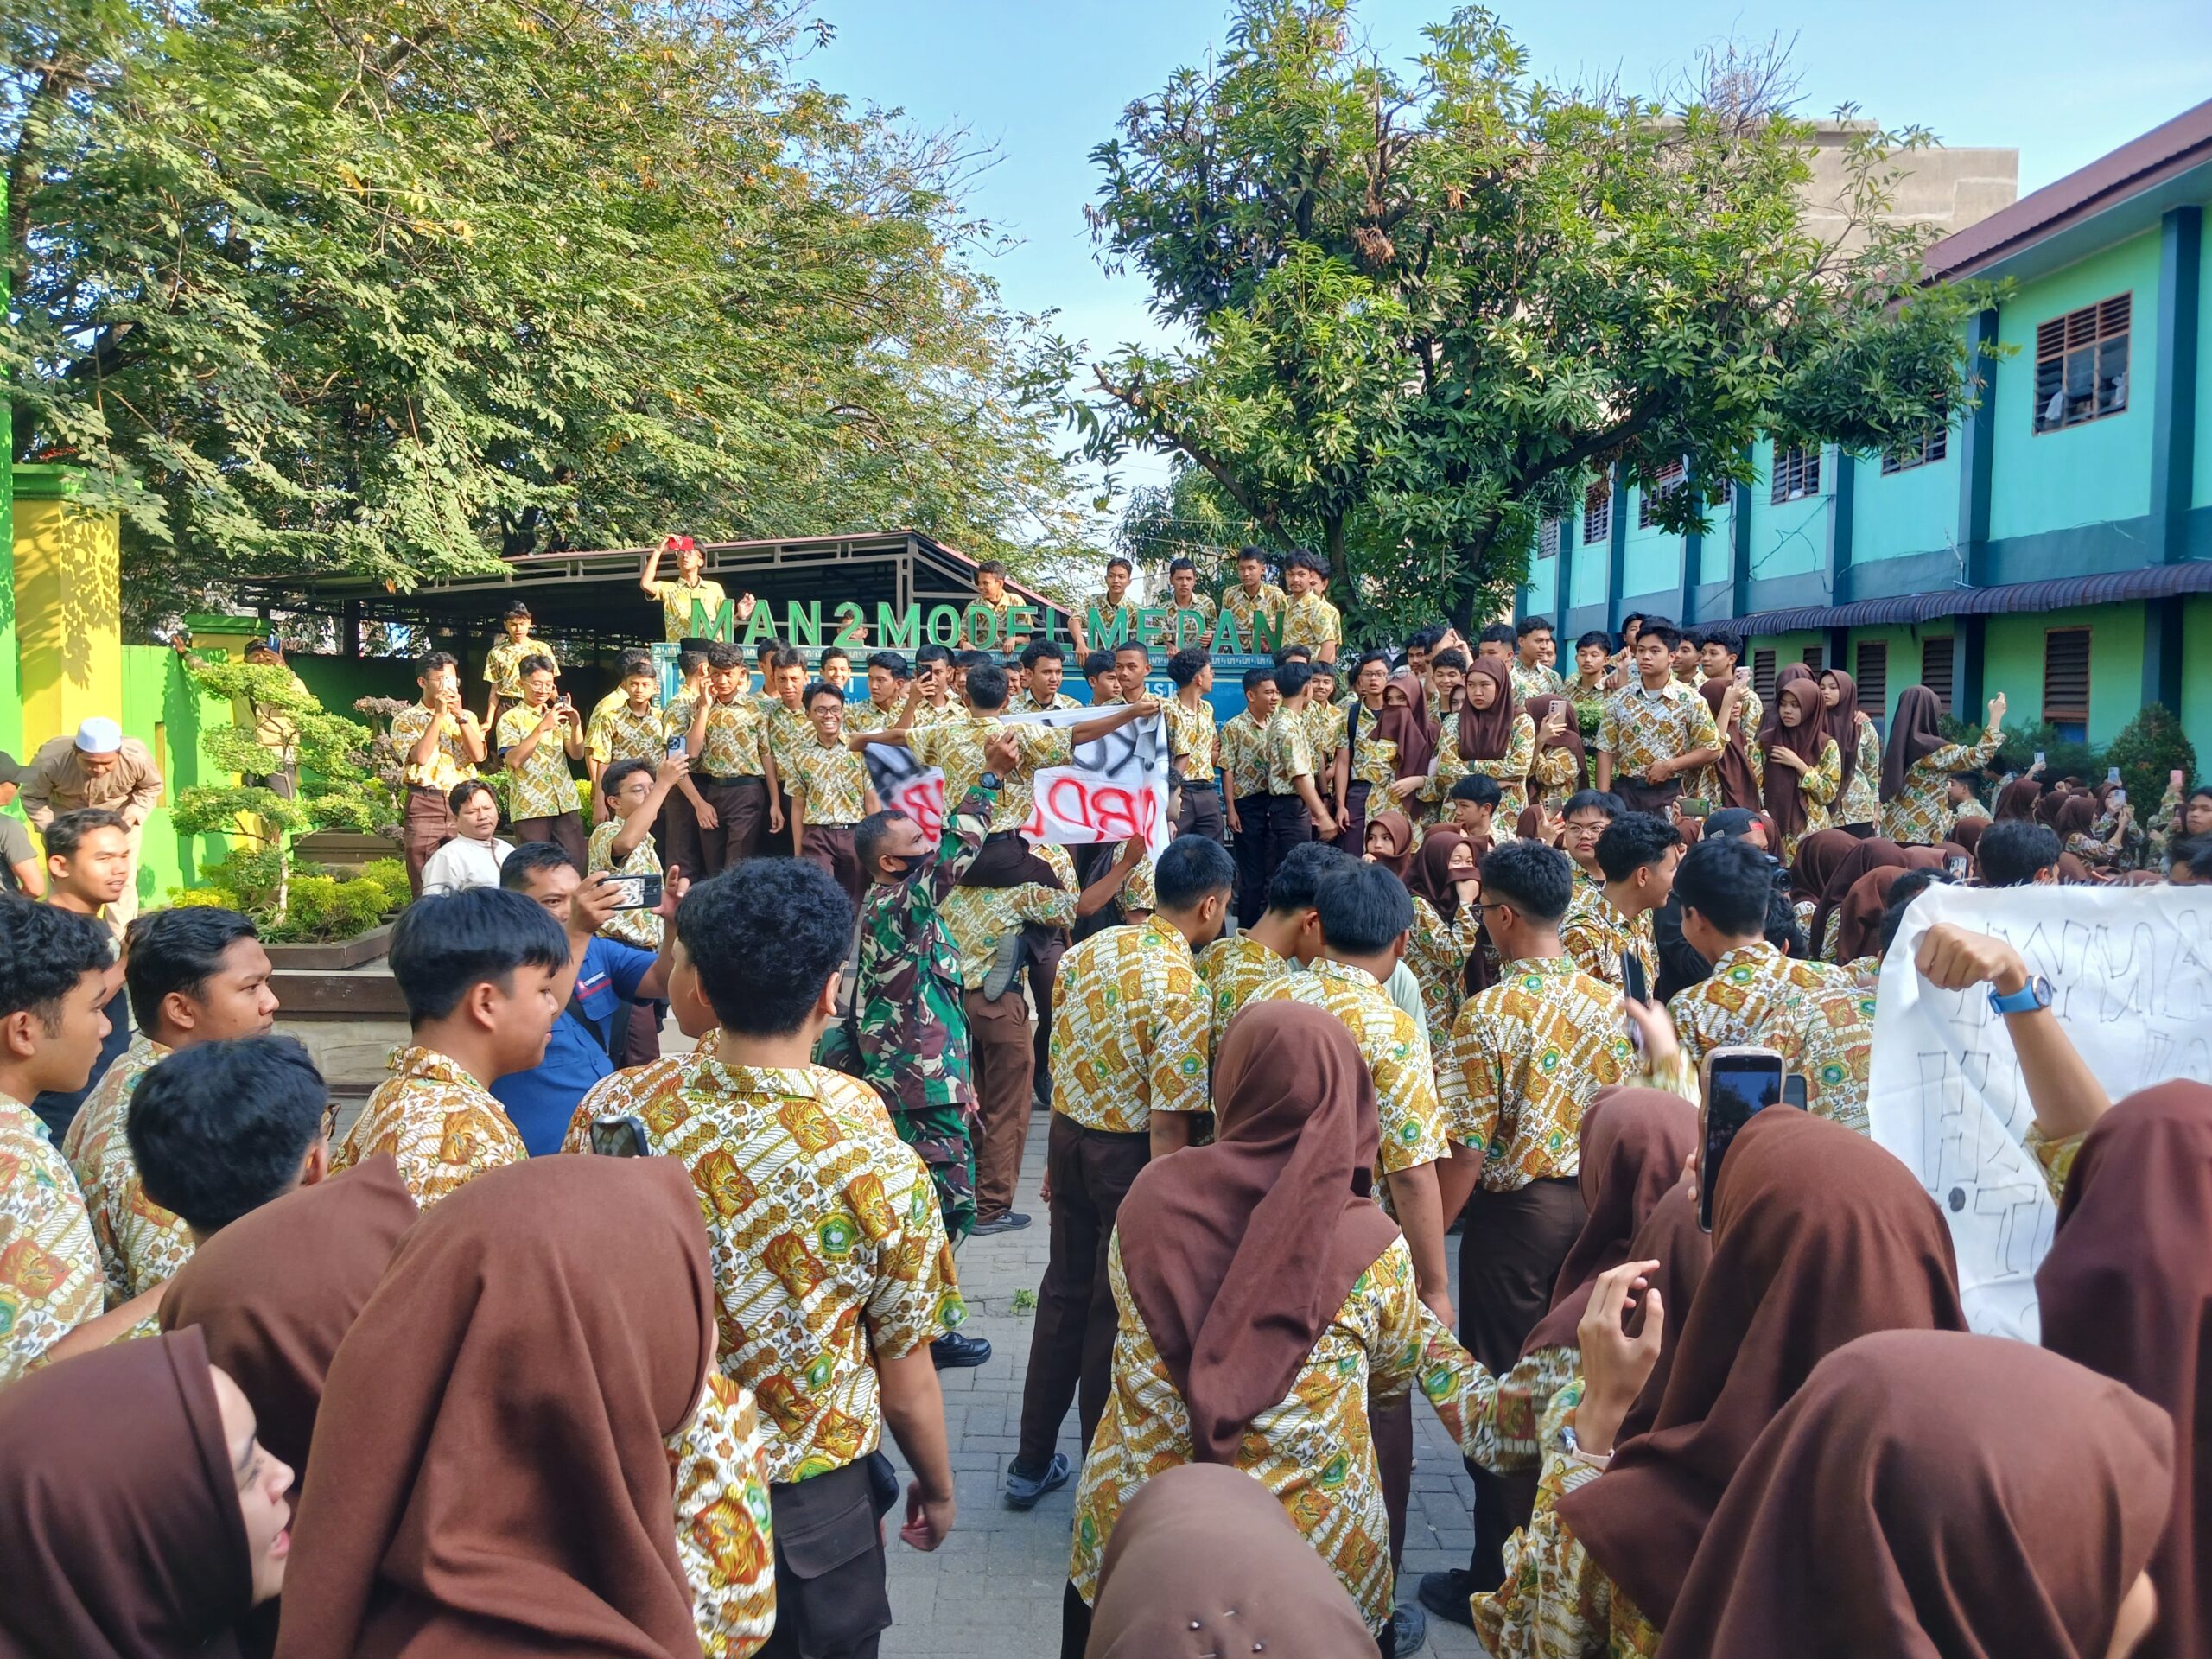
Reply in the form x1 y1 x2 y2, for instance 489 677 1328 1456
235 529 1074 649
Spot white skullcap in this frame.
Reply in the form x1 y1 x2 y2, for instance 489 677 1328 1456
75 717 124 754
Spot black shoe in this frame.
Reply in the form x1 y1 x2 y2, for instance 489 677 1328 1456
1417 1570 1478 1628
1391 1603 1429 1655
969 1211 1032 1236
931 1331 993 1370
1003 1450 1071 1510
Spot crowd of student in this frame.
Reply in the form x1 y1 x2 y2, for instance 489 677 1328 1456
3 539 2211 1659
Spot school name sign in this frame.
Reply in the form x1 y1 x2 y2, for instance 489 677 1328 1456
683 595 1281 656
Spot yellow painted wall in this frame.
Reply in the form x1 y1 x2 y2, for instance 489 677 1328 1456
13 466 121 747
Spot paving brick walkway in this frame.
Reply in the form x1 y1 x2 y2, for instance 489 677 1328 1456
877 1108 1489 1656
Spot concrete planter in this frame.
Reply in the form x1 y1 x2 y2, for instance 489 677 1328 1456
260 923 395 972
295 830 402 876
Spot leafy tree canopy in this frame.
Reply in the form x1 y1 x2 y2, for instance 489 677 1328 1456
4 0 1094 620
1064 2 1993 636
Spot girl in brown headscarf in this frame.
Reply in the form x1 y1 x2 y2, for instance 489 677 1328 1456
1757 679 1840 863
1403 826 1488 1040
2057 792 2133 875
1786 827 1860 940
1371 677 1437 827
1428 658 1537 818
1067 1003 1510 1647
1694 678 1763 813
1815 667 1883 833
1658 1332 2171 1659
1807 836 1911 964
2038 1081 2212 1659
1471 1109 1967 1657
0 1327 296 1658
1363 809 1416 879
1522 691 1585 810
275 1155 772 1659
1881 684 2007 844
1829 865 1907 976
1995 774 2044 820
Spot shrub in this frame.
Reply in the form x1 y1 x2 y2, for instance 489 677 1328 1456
2103 702 2198 810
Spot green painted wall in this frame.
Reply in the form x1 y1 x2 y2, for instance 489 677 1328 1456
2183 597 2212 768
1853 433 1961 566
1621 486 1683 597
1829 624 1934 726
1989 232 2160 543
289 653 421 715
1982 604 2145 747
1569 519 1610 609
118 645 236 906
1524 550 1558 614
2196 213 2212 513
1741 629 1828 685
1742 440 1832 582
1700 499 1734 586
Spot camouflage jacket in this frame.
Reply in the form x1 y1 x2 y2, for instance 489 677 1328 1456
840 784 991 1112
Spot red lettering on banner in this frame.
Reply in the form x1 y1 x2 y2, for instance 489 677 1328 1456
1091 787 1141 843
893 778 944 837
1046 777 1096 833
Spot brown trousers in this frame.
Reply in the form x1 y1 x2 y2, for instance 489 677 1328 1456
403 785 454 896
757 1457 891 1658
1461 1178 1588 1590
659 791 704 884
1017 1114 1149 1471
801 824 865 913
964 987 1035 1219
511 810 588 868
1610 777 1681 817
694 777 767 874
1175 781 1228 845
1232 791 1272 926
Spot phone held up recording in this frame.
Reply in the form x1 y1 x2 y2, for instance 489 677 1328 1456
1699 1046 1790 1232
589 1114 651 1158
603 874 664 911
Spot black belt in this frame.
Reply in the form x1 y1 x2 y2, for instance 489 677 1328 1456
1180 777 1219 791
692 773 763 786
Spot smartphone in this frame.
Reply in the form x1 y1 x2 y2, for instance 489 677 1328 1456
1945 853 1970 878
2174 769 2189 791
2107 766 2122 785
589 1113 651 1157
2034 751 2046 770
666 730 688 758
1619 950 1649 1007
1680 797 1712 816
1781 1072 1808 1111
604 873 664 911
1699 1046 1787 1230
2110 787 2126 809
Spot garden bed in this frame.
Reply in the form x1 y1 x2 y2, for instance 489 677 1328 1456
261 924 394 971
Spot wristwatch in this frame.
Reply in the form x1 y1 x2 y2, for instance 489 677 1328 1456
1559 1421 1611 1472
1988 974 2053 1016
977 772 1003 791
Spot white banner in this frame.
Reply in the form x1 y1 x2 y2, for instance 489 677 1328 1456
858 705 1172 855
1871 884 2212 1340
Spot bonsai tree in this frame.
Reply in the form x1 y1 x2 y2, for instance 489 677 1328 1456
169 657 392 925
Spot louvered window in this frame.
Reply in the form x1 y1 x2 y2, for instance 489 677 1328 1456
1770 444 1821 504
1880 427 1949 474
2034 296 2129 433
1752 650 1777 703
1854 641 1888 719
1920 636 1955 716
1638 460 1688 529
1583 481 1611 544
1802 645 1824 674
2044 628 2090 739
1538 520 1560 560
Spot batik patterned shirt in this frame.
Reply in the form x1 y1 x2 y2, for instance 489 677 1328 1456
388 702 479 791
1560 892 1657 997
1828 715 1884 829
496 704 581 819
783 734 871 826
669 1370 778 1657
1252 961 1448 1178
1220 711 1273 799
652 577 729 641
1016 691 1083 715
1082 593 1142 645
1446 957 1694 1191
1510 662 1565 704
1196 935 1294 1034
1049 916 1211 1135
1427 714 1539 818
692 697 772 779
1282 591 1343 653
64 1035 194 1303
1406 897 1484 1058
1668 943 1875 1134
1594 682 1719 782
1220 582 1289 645
960 593 1020 648
1949 798 1992 836
588 818 664 950
1882 729 2002 845
1071 1235 1503 1633
1769 735 1842 863
1342 707 1401 794
843 698 901 736
1265 707 1319 796
0 1096 103 1382
910 713 1073 835
941 883 1077 992
1164 697 1217 781
585 1056 962 1483
1306 700 1350 771
483 636 556 701
334 1046 528 1206
588 698 667 769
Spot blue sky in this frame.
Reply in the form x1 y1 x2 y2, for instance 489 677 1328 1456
813 0 2212 500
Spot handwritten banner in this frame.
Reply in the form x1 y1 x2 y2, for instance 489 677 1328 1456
1870 884 2212 1340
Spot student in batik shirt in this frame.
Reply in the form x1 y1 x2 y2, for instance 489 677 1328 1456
1560 813 1678 996
1006 838 1228 1513
1757 678 1841 864
640 531 753 642
1879 684 2007 844
846 649 912 735
685 642 782 873
592 861 961 1651
586 650 667 820
783 682 880 910
1592 623 1719 820
1427 658 1539 820
66 906 278 1306
589 757 688 1063
1015 639 1082 713
1510 619 1566 704
480 596 556 727
1196 841 1338 1031
1665 835 1874 1134
497 655 588 868
1281 549 1343 664
1814 667 1882 833
275 1156 779 1659
1073 554 1142 658
1221 664 1281 926
0 903 123 1382
391 651 488 896
1220 543 1290 646
334 884 617 1205
1066 1003 1520 1645
1159 556 1217 643
1402 828 1487 1046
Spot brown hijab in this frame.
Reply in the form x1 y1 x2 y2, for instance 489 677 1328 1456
1455 658 1518 762
1787 828 1860 907
1386 668 1439 747
1808 836 1911 963
1559 1109 1967 1630
1817 668 1866 801
0 1327 255 1658
1697 678 1762 811
1365 810 1415 879
161 1156 417 1478
1116 1002 1400 1465
1084 1464 1374 1656
1521 1089 1699 1358
1950 816 1987 857
1881 684 1949 803
1524 690 1588 791
2037 786 2070 828
2056 795 2097 840
2038 1081 2212 1659
1373 704 1433 785
1657 1331 2173 1659
1407 825 1471 922
273 1157 717 1659
1995 776 2043 821
1831 866 1905 965
1759 680 1829 847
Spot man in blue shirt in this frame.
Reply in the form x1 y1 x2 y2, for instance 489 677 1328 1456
491 842 684 1154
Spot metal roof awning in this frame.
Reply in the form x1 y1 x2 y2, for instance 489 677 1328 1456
1701 562 2212 639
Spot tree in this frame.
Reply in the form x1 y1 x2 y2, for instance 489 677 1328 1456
1069 1 1992 636
3 0 1095 620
